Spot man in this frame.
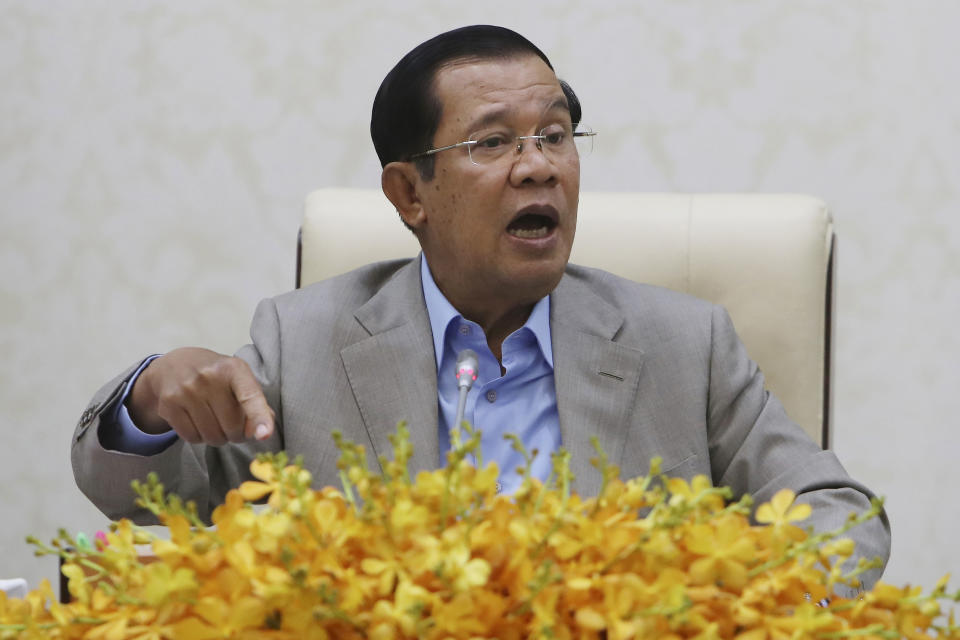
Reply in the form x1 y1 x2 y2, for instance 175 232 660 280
72 25 889 584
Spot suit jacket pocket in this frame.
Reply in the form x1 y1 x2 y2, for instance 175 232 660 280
658 452 704 481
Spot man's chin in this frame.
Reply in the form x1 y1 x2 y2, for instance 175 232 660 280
505 261 568 300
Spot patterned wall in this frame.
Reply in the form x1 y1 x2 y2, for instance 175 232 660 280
2 1 958 590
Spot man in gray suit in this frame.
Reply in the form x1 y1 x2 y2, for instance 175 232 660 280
72 25 890 584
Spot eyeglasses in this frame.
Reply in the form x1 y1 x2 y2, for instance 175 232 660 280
407 122 595 166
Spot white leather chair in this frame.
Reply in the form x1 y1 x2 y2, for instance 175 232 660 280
297 188 835 448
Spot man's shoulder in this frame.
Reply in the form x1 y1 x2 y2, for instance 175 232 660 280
272 258 418 314
562 263 715 318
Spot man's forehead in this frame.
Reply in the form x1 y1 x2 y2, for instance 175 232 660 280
435 55 559 93
433 56 568 128
461 97 570 134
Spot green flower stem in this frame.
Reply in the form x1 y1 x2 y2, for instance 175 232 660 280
531 452 572 560
749 498 884 578
588 436 616 516
338 469 358 512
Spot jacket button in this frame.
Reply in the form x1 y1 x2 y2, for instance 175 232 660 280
80 405 99 426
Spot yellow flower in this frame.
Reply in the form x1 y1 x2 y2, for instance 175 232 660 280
10 427 952 640
576 606 607 630
141 563 198 607
389 497 432 534
370 578 433 637
767 601 836 635
755 489 811 527
667 475 717 507
685 515 756 590
237 479 273 502
446 545 492 592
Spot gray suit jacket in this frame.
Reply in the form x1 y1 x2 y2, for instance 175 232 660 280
72 258 890 580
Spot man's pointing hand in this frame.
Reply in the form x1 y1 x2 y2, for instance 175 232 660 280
127 347 274 445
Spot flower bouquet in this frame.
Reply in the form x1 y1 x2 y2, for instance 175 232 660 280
2 423 958 639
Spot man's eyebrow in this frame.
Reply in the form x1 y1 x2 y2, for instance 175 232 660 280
543 96 571 115
464 96 571 133
465 108 512 134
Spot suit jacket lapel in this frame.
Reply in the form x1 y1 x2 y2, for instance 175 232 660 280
337 262 649 493
551 271 645 496
340 257 440 475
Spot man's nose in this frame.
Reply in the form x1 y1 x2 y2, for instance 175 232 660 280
510 138 556 184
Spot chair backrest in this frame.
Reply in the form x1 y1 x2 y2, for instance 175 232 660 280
298 188 835 448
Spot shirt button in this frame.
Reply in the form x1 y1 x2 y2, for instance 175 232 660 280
459 325 470 335
486 390 497 403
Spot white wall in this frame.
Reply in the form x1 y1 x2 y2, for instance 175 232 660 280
2 1 958 591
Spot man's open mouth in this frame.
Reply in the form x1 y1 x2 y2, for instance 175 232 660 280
506 206 559 239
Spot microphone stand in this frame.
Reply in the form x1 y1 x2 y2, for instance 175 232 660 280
453 349 479 440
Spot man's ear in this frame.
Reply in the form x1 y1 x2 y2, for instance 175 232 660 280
382 162 427 230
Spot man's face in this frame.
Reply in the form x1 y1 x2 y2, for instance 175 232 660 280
409 55 580 317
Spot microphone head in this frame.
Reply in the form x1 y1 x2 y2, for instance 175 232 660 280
455 349 479 389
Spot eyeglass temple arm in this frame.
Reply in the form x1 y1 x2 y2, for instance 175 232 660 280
409 139 476 160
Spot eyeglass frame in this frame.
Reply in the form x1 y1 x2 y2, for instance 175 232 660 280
405 123 595 165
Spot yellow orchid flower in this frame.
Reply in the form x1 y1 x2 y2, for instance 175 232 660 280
756 488 812 526
11 426 952 639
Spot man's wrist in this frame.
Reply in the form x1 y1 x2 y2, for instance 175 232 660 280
124 356 171 434
99 355 179 455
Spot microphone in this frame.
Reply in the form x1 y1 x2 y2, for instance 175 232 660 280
454 349 479 434
456 349 479 389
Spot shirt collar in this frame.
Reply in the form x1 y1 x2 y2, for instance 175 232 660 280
420 254 554 369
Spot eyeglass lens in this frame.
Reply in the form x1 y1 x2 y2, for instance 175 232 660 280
467 124 593 164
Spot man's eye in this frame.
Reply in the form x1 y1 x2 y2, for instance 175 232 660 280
476 134 509 149
541 125 568 145
543 131 565 145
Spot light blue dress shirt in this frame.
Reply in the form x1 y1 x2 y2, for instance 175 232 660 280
107 256 563 493
421 255 561 494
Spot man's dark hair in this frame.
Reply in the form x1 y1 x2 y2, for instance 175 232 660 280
370 24 582 180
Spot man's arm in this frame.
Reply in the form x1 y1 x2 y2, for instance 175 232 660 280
705 304 891 589
72 300 285 523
